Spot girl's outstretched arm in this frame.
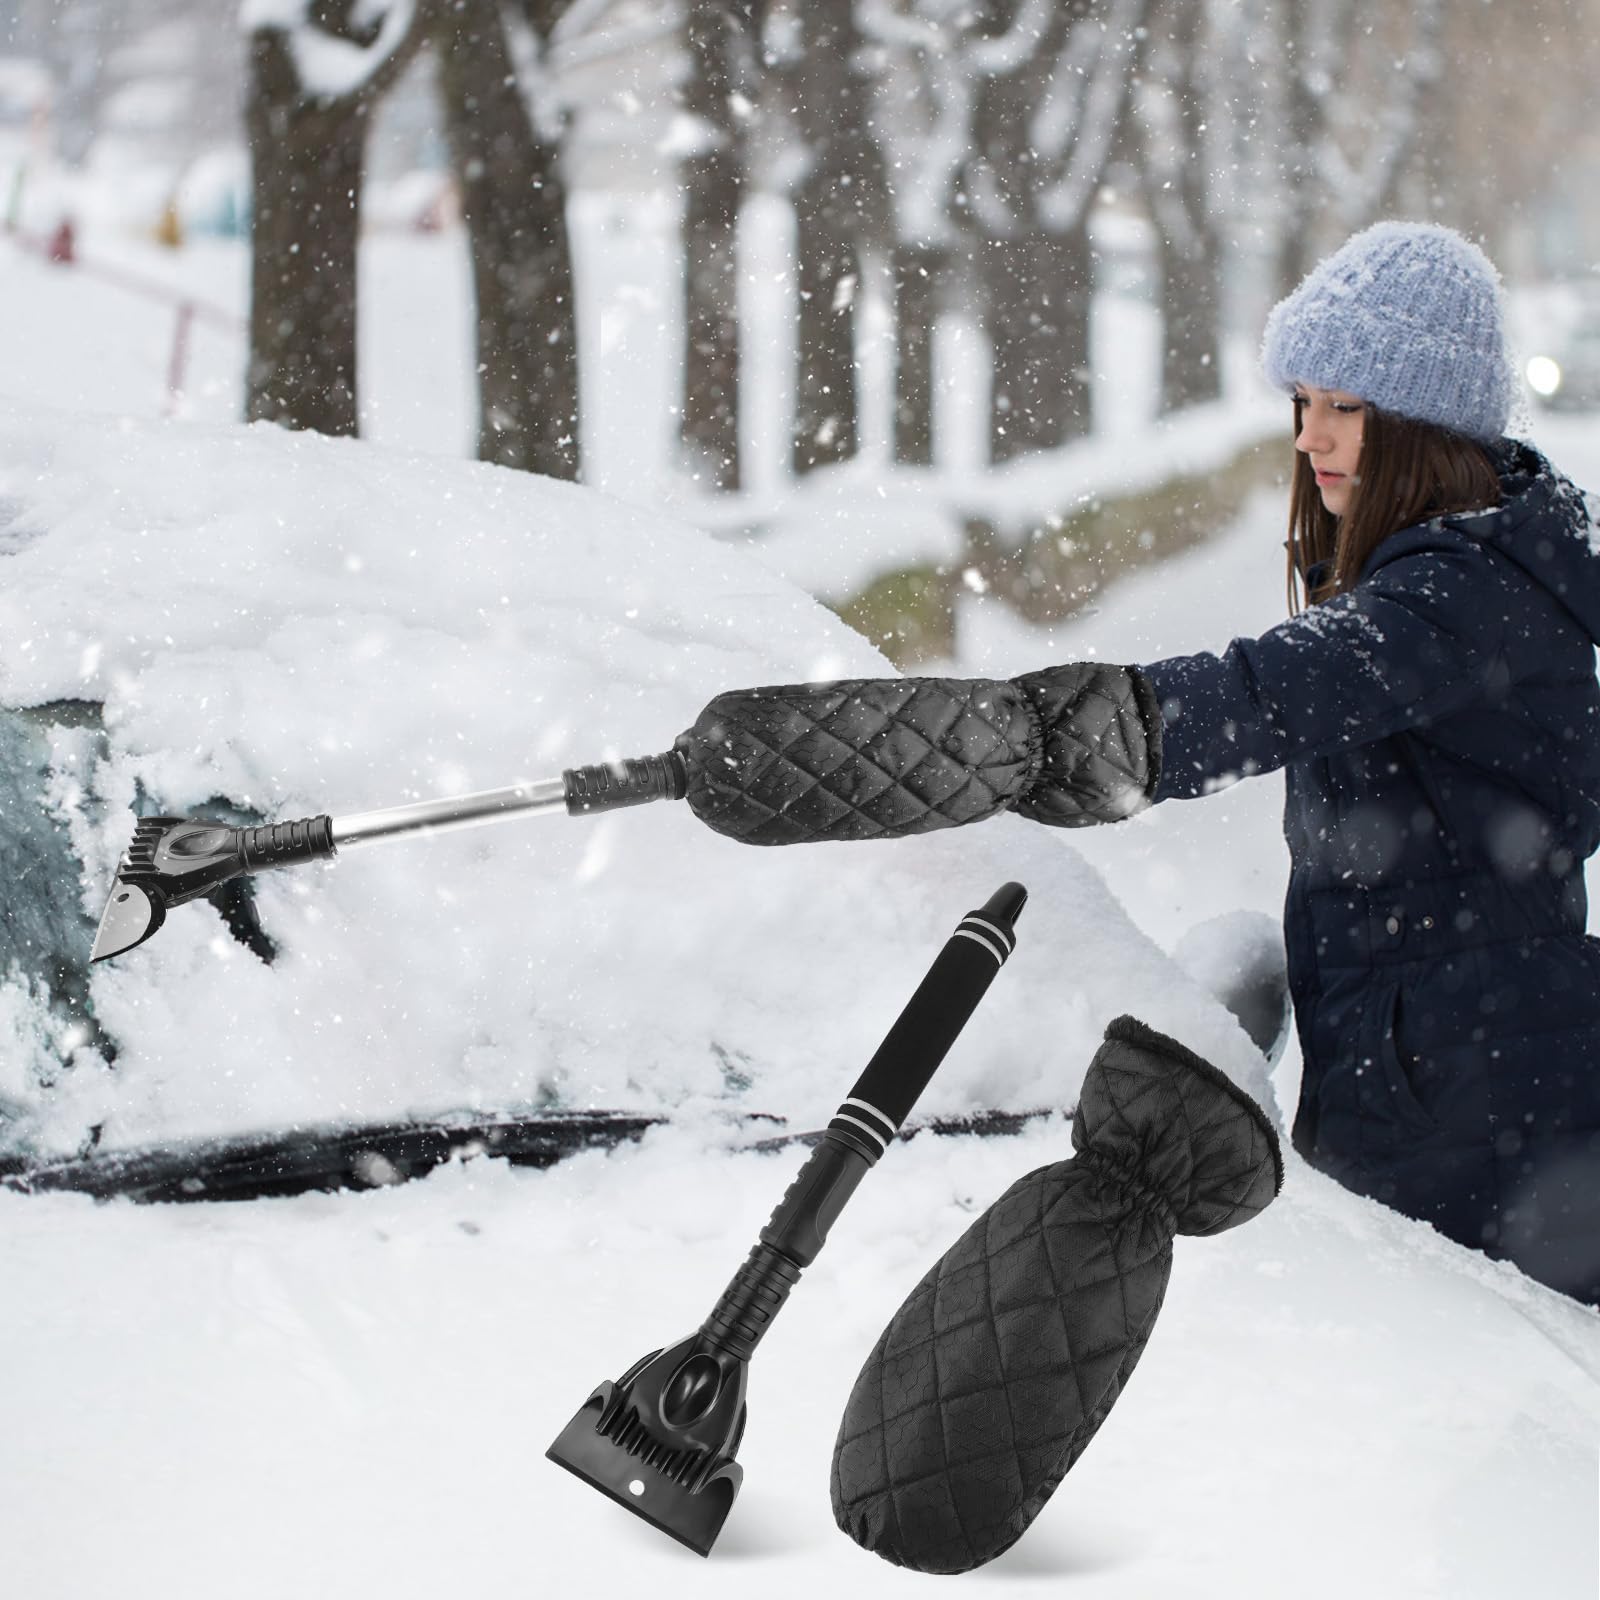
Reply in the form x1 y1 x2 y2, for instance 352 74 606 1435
1139 534 1507 802
675 528 1507 845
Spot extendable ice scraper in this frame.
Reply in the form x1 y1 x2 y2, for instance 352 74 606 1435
543 882 1028 1556
92 665 1130 961
90 754 685 962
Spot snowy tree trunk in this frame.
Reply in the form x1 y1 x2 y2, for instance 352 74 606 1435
962 0 1140 463
680 0 755 492
1157 226 1221 412
435 0 580 481
857 1 976 469
1143 0 1222 413
786 0 888 478
1274 0 1325 300
245 29 369 437
792 195 860 474
244 5 428 438
35 0 109 166
1268 0 1441 301
893 243 941 466
986 225 1092 463
682 151 743 488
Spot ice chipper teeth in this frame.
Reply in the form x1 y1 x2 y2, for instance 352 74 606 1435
121 816 176 882
88 817 181 963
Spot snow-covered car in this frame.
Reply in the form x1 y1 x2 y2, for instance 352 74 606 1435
0 402 1285 1187
1526 304 1600 410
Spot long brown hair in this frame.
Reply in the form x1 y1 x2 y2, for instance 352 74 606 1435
1285 402 1503 615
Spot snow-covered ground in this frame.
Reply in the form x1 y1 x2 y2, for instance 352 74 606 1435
5 1119 1597 1599
1 216 1598 1599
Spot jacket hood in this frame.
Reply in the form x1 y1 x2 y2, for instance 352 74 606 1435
1447 438 1600 646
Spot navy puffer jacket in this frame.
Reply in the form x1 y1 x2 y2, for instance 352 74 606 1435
1139 439 1600 1305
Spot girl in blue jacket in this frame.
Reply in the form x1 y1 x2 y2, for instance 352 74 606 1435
693 221 1600 1306
1134 222 1600 1307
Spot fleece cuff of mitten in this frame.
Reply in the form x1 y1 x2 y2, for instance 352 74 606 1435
1077 1014 1285 1234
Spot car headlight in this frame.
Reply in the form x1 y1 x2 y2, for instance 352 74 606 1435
1526 355 1563 397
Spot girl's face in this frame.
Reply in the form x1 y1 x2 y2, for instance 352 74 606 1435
1293 384 1366 516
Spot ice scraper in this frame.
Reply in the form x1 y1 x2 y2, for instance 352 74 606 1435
91 666 1146 961
544 881 1028 1555
89 754 685 961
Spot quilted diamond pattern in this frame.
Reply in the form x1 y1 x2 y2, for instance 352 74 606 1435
1013 662 1164 828
674 668 1160 846
831 1015 1282 1573
675 678 1041 845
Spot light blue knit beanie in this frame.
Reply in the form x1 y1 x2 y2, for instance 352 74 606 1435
1260 221 1515 443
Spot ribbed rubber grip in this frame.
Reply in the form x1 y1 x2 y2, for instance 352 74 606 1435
758 1138 871 1267
238 815 337 869
564 752 688 815
701 1242 802 1361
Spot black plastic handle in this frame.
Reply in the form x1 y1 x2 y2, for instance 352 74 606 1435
825 882 1027 1158
749 880 1026 1271
239 815 337 870
146 814 336 908
564 752 687 814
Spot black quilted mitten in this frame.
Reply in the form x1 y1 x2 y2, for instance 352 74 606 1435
1010 663 1163 829
673 668 1160 846
831 1014 1283 1574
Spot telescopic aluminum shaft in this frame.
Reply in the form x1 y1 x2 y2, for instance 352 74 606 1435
330 778 569 848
